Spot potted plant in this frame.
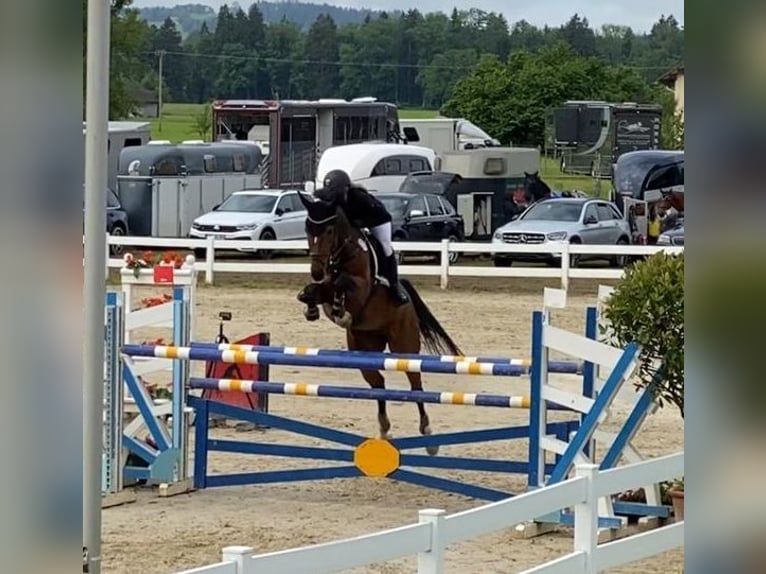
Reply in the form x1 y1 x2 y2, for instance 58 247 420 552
602 252 684 516
667 477 684 520
601 251 684 416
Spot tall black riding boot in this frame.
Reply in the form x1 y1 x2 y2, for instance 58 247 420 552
385 254 409 305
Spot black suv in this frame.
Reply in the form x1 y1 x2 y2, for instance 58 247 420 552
376 192 465 263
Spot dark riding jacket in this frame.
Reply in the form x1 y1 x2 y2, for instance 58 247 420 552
341 186 392 229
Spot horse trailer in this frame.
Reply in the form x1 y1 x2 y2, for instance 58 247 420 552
399 147 540 240
211 98 401 188
308 143 436 194
115 141 264 237
551 101 663 177
611 149 684 244
82 120 152 191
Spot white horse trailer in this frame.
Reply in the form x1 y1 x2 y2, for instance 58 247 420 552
309 143 436 193
82 121 152 191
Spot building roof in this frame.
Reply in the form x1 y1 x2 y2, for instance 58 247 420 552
657 64 684 87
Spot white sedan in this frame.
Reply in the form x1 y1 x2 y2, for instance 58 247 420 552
189 189 307 257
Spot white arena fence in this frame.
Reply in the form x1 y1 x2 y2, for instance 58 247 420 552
100 234 683 290
174 453 684 574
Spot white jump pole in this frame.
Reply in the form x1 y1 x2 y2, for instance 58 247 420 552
83 0 111 572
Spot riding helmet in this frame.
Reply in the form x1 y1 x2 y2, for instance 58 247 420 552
319 169 352 203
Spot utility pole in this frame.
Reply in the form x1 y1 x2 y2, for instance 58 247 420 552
156 49 165 132
83 0 110 572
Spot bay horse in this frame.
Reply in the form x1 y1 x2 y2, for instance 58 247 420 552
295 192 463 455
658 187 684 213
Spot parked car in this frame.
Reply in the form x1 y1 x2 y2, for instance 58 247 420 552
85 187 131 256
491 197 632 267
189 189 307 258
657 224 684 246
376 192 465 263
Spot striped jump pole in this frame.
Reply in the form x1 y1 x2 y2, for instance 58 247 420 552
189 378 572 411
123 345 528 376
188 342 583 375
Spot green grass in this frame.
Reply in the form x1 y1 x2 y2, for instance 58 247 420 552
151 103 598 195
398 108 440 119
150 103 206 143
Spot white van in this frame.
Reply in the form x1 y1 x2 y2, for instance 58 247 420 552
399 118 501 154
309 142 436 193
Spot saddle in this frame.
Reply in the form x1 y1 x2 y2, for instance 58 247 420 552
358 230 390 288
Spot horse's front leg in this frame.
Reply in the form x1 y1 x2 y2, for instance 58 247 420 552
297 283 321 321
329 272 354 327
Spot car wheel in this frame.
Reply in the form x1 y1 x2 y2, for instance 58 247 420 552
611 237 630 267
568 237 581 268
493 258 512 267
258 229 276 260
108 225 126 257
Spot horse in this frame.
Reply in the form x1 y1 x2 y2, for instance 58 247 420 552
294 192 463 455
658 187 684 213
523 170 553 204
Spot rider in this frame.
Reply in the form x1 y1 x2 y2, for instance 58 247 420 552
316 169 408 305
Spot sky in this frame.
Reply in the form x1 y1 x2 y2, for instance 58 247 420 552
132 0 684 33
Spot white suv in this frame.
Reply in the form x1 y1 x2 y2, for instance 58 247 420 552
190 189 307 256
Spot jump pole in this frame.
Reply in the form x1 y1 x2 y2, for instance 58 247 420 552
188 378 571 410
189 342 584 375
122 345 539 377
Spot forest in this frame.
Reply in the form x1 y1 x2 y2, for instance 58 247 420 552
101 1 684 146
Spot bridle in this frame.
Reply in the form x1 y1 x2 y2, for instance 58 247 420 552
307 213 363 279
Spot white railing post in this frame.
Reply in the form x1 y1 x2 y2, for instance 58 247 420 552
222 546 254 574
105 232 110 280
417 509 446 574
560 242 570 292
205 234 215 285
573 464 599 574
439 239 450 290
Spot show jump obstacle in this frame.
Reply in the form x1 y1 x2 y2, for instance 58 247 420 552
104 280 667 532
102 258 197 506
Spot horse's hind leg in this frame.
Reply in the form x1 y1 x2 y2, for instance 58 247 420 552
388 316 439 456
404 371 438 456
347 330 390 440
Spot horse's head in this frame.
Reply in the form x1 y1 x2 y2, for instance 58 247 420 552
659 188 684 213
298 191 352 282
523 171 550 202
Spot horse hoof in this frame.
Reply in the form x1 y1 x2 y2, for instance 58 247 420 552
426 445 439 456
304 307 320 321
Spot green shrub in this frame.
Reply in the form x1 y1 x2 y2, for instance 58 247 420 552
602 252 684 416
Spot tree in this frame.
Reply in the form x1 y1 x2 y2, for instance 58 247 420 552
301 14 340 98
151 17 187 101
444 43 656 146
560 14 597 57
193 104 213 139
265 17 303 98
602 252 684 417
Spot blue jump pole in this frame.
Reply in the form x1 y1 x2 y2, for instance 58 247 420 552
123 345 532 377
188 342 583 375
188 377 573 410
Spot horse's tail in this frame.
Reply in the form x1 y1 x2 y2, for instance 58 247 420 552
400 278 463 357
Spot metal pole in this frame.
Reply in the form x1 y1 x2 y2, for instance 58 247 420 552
157 49 164 132
83 0 110 571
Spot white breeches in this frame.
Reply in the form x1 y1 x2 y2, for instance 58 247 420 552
370 222 394 257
